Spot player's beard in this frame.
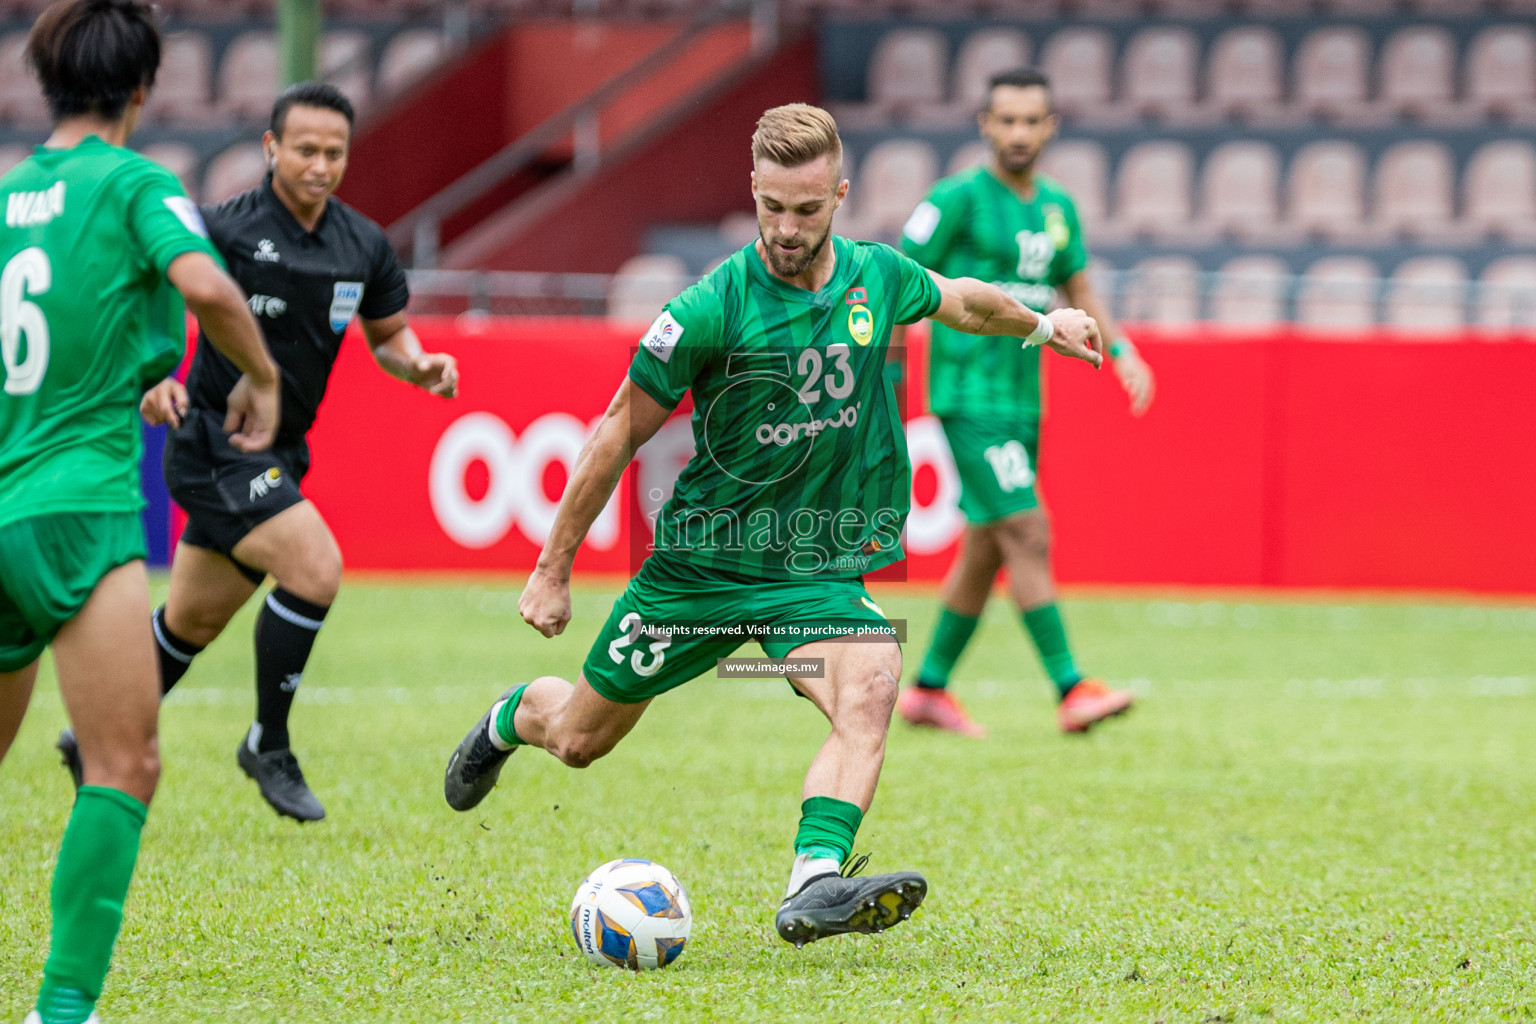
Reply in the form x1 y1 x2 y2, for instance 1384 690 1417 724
997 144 1039 175
761 224 831 279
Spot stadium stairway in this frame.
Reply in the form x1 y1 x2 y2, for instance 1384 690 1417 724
337 12 809 274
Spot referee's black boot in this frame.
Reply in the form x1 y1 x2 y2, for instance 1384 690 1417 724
237 738 325 822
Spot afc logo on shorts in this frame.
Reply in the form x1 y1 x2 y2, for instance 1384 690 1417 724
248 466 283 503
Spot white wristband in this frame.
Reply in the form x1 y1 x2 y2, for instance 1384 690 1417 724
1023 312 1054 348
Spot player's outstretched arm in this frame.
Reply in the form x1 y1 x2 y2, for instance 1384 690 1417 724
1061 269 1154 415
167 251 281 451
518 378 672 638
927 270 1103 369
362 312 459 398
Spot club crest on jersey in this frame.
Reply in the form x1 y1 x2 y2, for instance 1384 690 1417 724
249 467 283 502
1044 207 1071 249
329 281 364 333
847 304 873 346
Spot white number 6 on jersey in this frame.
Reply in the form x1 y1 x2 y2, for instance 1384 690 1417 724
2 247 52 396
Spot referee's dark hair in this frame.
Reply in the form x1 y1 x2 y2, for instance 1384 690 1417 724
986 68 1054 112
27 0 161 123
270 82 356 138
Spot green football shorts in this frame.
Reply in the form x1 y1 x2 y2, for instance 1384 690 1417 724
0 512 147 672
939 415 1041 524
581 562 897 704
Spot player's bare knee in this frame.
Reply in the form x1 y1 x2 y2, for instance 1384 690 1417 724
168 603 229 648
278 540 343 605
836 664 899 732
553 735 608 769
999 513 1051 564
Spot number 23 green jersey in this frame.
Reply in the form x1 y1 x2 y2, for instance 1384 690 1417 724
0 136 219 528
902 166 1088 422
628 236 940 581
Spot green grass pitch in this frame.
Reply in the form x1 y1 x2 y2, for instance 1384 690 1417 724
3 578 1534 1023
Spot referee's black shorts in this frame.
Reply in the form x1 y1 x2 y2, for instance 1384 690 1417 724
163 408 311 584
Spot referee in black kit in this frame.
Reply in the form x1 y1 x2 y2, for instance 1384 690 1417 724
59 83 460 822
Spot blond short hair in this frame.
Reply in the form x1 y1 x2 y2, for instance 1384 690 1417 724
751 103 842 171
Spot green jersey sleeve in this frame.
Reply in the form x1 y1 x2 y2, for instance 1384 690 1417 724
900 177 970 270
122 160 219 278
626 281 726 409
891 248 942 325
1048 190 1089 286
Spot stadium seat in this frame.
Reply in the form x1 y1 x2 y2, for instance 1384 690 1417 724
1465 25 1536 120
1477 256 1536 328
1120 27 1201 121
322 31 373 113
1285 140 1370 240
1204 26 1287 121
377 29 448 98
0 31 48 127
1378 26 1458 121
867 28 948 114
950 29 1031 111
1323 0 1397 13
1151 0 1227 16
848 139 939 239
1408 0 1495 12
717 209 759 250
1039 28 1118 120
1036 140 1111 238
1292 27 1378 123
946 140 992 176
1371 140 1463 240
1296 256 1380 329
202 143 268 205
218 31 278 122
1238 0 1316 14
1463 141 1536 240
139 143 201 201
1384 256 1468 330
608 254 689 323
0 144 29 178
1121 256 1202 324
1210 255 1291 324
1199 141 1286 240
1113 141 1196 240
142 31 215 126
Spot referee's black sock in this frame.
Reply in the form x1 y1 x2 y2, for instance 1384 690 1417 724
152 606 205 697
251 588 330 754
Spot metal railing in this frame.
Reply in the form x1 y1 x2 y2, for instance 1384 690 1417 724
387 0 772 269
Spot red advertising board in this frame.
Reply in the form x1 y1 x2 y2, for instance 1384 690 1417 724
288 318 1536 594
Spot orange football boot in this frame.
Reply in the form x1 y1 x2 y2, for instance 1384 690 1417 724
896 686 988 738
1056 678 1134 733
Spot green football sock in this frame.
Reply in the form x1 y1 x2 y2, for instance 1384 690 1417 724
1022 603 1082 699
36 786 148 1024
793 796 864 864
490 683 530 749
916 608 980 689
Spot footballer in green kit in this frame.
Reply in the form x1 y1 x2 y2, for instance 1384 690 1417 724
0 3 279 1023
445 103 1104 948
897 68 1156 738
